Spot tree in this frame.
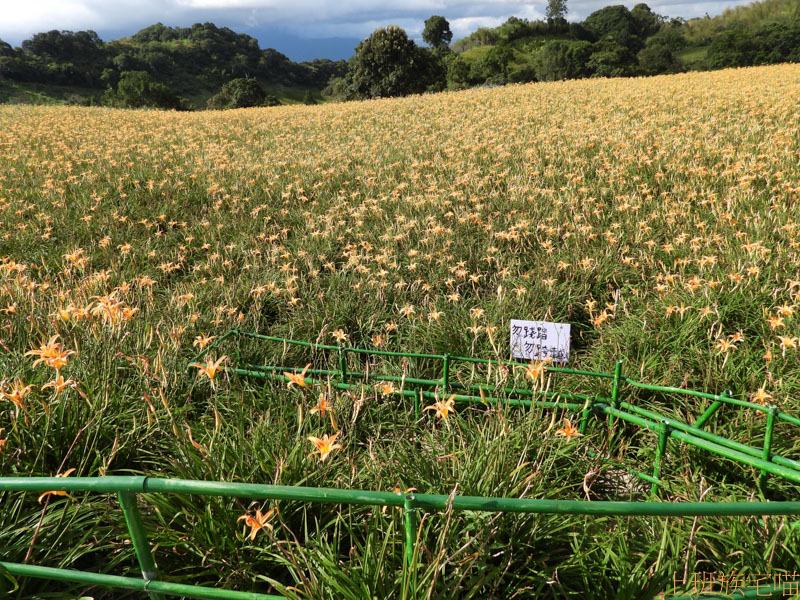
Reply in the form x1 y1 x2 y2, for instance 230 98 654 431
207 77 270 109
631 4 663 38
422 16 453 50
546 0 568 22
445 55 472 89
587 39 636 77
346 25 434 99
535 40 592 81
103 70 187 110
584 5 644 52
637 43 680 75
302 90 316 105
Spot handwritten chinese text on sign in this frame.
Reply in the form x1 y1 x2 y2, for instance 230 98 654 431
510 319 570 363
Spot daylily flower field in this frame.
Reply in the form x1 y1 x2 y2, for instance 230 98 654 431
2 64 800 598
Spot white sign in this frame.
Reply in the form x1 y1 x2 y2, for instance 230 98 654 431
510 319 571 363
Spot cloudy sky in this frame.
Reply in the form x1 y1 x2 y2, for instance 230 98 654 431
1 0 755 61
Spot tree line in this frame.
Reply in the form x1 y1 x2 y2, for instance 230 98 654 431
0 22 346 109
1 0 798 109
331 2 800 100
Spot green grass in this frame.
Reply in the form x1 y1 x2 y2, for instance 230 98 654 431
0 81 326 109
678 46 710 71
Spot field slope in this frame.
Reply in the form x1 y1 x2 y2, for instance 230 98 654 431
1 65 800 599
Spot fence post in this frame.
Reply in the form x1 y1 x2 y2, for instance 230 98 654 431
760 405 777 491
338 346 347 382
579 397 594 435
415 389 421 421
404 494 418 567
651 420 670 497
117 492 165 600
611 360 623 408
442 354 450 389
234 330 241 369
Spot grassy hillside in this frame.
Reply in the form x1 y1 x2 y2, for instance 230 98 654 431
0 79 324 108
2 65 800 598
686 0 800 43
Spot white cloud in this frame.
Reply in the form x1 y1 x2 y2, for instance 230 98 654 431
0 0 756 46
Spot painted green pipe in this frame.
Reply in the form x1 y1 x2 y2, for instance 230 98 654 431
338 346 347 381
248 365 339 377
693 399 723 429
623 378 772 415
6 477 800 517
622 377 729 403
343 346 445 360
777 411 800 427
618 402 800 473
235 330 241 367
236 331 340 352
760 405 777 490
611 360 623 407
404 495 417 566
145 478 407 505
596 404 800 484
0 562 282 600
651 420 670 496
118 492 164 600
579 397 593 435
407 494 800 516
416 389 584 410
0 476 147 494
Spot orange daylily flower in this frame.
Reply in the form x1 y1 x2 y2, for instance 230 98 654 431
284 363 312 388
189 355 228 386
42 375 78 397
307 431 342 462
751 387 772 405
310 393 334 417
1 379 35 411
38 468 77 504
25 335 75 371
515 359 550 383
378 382 396 396
192 334 217 350
556 419 583 442
423 393 456 420
237 508 276 540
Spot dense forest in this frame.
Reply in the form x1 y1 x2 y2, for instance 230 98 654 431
0 23 346 108
0 0 798 109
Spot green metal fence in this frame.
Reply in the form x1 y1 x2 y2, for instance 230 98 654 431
6 331 797 598
192 330 800 494
3 476 800 599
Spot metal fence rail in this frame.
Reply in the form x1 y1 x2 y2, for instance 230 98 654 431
192 330 800 494
3 476 800 599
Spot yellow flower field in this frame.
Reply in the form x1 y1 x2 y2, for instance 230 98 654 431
1 64 800 598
